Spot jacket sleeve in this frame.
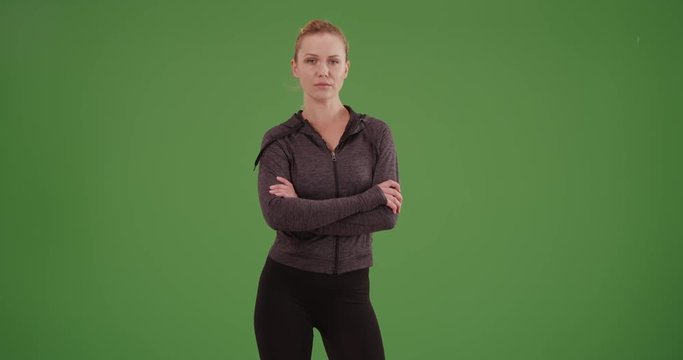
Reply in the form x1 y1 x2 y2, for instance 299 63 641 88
257 134 387 232
307 124 401 236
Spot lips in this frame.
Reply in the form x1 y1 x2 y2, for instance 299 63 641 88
315 83 332 86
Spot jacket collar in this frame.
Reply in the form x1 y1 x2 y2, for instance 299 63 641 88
254 105 366 171
284 104 366 137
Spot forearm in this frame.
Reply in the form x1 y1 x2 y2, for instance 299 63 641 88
307 205 399 236
259 182 386 232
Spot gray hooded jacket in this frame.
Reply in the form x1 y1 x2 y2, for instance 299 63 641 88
253 104 400 274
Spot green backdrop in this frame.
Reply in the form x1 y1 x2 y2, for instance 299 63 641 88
2 0 682 359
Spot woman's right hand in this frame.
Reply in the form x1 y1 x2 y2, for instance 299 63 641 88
377 180 402 214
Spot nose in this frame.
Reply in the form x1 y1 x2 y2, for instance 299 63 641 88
317 62 330 77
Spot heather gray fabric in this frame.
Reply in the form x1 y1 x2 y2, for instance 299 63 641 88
254 104 400 274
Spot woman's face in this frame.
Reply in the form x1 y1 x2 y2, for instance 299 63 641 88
291 33 350 102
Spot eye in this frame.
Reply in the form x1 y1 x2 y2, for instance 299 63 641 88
305 58 316 63
330 59 340 64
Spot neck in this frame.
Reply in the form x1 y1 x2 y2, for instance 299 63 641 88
301 96 347 126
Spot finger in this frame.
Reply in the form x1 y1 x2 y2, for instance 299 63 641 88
276 176 292 186
386 201 397 214
379 181 401 194
388 188 403 202
388 193 401 211
387 180 401 192
391 194 401 208
380 187 402 203
389 195 400 211
272 185 296 193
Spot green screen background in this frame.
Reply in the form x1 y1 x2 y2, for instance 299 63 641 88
2 0 682 359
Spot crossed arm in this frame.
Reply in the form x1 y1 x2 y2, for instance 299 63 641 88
257 125 401 236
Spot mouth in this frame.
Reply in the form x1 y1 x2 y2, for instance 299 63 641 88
314 83 332 87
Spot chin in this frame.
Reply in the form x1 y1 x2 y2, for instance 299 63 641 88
308 92 338 101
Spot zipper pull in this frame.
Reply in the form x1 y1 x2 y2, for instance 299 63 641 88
331 151 336 161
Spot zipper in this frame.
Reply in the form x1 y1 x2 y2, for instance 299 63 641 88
329 134 357 274
331 149 340 274
306 117 360 274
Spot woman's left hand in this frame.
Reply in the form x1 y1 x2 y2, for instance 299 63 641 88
269 176 299 198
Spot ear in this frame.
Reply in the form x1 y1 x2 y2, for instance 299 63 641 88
291 58 298 78
343 60 350 79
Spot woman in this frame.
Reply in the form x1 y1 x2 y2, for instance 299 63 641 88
253 19 403 360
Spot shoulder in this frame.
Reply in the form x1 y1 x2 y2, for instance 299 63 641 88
254 117 297 169
361 114 393 140
260 116 299 146
261 124 288 145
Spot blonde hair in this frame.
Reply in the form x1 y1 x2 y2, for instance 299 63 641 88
293 19 349 63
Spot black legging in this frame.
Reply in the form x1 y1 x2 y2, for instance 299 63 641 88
254 256 386 360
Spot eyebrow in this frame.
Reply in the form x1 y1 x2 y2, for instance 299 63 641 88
303 53 341 58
